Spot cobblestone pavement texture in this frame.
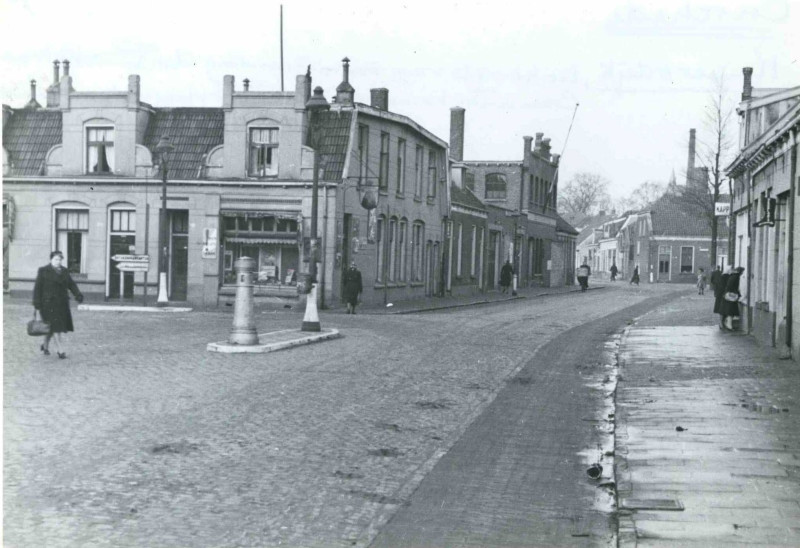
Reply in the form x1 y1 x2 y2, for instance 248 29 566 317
5 282 682 548
615 293 800 547
370 289 684 548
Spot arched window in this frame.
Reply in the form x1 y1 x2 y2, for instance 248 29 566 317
411 221 425 282
398 218 408 282
485 173 507 199
376 215 386 282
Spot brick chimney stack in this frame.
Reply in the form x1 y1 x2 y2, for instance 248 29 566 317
25 79 41 109
534 132 544 153
450 107 466 161
541 137 552 160
370 88 389 111
52 60 60 84
335 57 355 107
243 78 250 91
742 67 753 101
687 128 696 186
63 59 70 77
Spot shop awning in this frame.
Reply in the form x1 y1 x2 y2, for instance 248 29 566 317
220 210 300 220
225 236 298 245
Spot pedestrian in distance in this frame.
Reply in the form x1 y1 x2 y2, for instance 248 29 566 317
714 265 733 329
33 250 84 359
500 260 514 294
609 263 618 282
697 268 707 295
720 266 744 331
709 265 722 293
629 265 640 285
342 261 363 314
577 262 591 292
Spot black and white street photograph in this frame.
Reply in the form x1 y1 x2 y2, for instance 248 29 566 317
2 0 800 546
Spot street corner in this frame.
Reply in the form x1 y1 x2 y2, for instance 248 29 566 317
207 327 341 353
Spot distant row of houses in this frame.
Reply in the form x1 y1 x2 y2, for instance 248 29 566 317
575 129 729 284
2 57 578 308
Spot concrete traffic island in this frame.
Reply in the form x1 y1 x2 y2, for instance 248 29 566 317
78 304 192 312
208 257 342 353
207 327 341 354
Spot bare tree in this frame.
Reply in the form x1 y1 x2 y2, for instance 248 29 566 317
680 75 736 268
559 172 612 217
618 180 666 212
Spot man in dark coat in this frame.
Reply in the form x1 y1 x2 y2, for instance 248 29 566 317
609 263 618 282
342 261 363 314
33 251 84 358
709 265 722 293
629 265 640 285
500 260 514 293
577 262 591 291
714 265 732 324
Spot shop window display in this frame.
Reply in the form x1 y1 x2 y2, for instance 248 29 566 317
221 213 300 286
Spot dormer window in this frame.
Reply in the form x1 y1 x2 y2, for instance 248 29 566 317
249 128 279 177
87 127 115 173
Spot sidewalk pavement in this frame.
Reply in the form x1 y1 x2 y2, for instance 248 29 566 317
615 293 800 547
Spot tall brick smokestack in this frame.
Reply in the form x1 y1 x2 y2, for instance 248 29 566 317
742 67 753 101
450 107 465 161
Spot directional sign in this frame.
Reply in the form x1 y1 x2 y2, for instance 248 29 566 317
111 254 149 263
116 262 149 272
715 203 731 216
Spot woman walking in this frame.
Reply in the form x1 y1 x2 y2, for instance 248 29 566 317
720 266 744 331
714 265 732 328
33 251 83 358
342 261 363 314
629 265 640 285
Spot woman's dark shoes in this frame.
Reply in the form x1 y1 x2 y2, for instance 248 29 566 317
57 352 67 359
40 344 50 356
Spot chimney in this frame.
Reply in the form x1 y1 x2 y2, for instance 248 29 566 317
370 88 389 111
52 60 60 84
687 128 696 185
223 75 234 109
25 79 41 109
551 153 560 165
534 132 544 152
243 78 250 91
335 57 355 107
541 137 552 159
450 107 466 161
742 67 753 101
294 72 311 110
47 60 61 108
62 59 70 77
127 75 140 108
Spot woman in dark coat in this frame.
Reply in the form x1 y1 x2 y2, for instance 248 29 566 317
342 261 363 314
33 251 83 358
713 266 732 320
720 266 744 331
629 265 640 285
500 260 514 293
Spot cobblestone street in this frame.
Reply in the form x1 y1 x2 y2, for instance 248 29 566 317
5 284 683 547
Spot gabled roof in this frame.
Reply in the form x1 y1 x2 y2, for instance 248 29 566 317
316 110 353 180
649 193 727 237
143 108 224 180
450 184 487 212
2 108 62 176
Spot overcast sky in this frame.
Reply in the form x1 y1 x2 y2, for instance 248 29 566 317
2 0 798 203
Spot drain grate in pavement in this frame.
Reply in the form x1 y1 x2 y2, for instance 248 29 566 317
621 498 684 511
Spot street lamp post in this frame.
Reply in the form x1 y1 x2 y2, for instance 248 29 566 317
302 86 330 332
155 135 175 306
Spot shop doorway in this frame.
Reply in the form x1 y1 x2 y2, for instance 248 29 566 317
169 211 189 301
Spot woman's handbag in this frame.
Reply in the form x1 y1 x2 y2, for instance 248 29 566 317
27 310 50 336
724 292 739 302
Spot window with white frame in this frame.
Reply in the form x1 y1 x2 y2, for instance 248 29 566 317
376 215 385 283
379 133 390 191
396 139 406 194
249 128 279 177
485 173 507 200
55 208 89 274
358 125 369 183
456 223 463 277
414 146 424 198
412 221 424 281
398 219 407 282
680 246 694 273
87 127 115 173
388 217 397 282
427 149 437 199
471 226 477 277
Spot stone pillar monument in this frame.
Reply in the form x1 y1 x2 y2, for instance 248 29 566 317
228 257 259 345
